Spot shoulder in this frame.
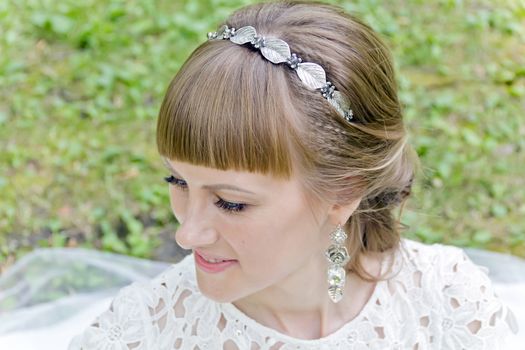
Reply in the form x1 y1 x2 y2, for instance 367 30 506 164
69 254 201 350
401 238 467 269
399 238 509 310
400 239 501 299
395 239 518 348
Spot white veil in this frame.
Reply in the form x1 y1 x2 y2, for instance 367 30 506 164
0 247 171 349
0 246 523 349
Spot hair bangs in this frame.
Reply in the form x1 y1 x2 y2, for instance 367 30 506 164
156 41 298 178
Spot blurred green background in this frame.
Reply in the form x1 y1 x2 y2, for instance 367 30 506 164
1 0 524 271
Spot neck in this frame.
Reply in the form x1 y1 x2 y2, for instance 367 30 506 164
232 252 384 339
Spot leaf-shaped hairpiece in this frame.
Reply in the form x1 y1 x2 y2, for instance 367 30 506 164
207 25 355 122
230 26 256 45
328 91 354 122
296 63 327 89
260 38 291 64
216 25 228 38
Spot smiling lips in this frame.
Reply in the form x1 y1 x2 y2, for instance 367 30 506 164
195 251 238 273
202 256 229 263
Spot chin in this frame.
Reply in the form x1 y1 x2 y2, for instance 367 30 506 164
199 287 239 303
195 276 241 303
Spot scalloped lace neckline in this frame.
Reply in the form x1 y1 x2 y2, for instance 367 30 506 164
216 247 399 344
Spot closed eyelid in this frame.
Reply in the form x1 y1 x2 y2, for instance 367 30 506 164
164 174 248 214
165 175 186 185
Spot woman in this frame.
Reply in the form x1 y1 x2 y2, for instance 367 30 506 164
69 0 517 348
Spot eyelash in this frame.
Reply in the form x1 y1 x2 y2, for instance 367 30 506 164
163 175 247 213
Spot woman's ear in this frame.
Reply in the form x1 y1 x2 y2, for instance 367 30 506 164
326 196 362 226
325 175 365 226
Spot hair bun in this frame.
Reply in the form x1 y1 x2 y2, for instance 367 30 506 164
374 175 414 207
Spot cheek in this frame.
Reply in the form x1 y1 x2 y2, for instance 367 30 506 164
243 202 320 259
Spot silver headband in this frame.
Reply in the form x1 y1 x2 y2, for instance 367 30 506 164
207 25 354 122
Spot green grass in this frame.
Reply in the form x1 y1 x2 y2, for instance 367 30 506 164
1 0 524 267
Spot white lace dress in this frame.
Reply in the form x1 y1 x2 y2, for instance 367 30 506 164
68 239 518 349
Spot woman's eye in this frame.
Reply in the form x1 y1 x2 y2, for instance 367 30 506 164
215 198 246 213
164 175 247 214
164 175 188 190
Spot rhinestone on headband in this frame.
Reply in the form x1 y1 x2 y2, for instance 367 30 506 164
207 25 354 122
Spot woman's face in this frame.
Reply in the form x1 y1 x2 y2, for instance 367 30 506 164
164 158 336 303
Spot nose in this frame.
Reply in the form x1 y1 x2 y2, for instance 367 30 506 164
174 205 219 250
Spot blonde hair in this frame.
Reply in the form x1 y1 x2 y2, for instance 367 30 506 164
157 0 418 281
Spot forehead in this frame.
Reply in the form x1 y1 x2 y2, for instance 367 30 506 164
165 158 299 190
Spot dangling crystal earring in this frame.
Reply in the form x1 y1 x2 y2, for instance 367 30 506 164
325 224 350 303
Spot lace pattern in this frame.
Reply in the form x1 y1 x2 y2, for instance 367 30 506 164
69 239 517 349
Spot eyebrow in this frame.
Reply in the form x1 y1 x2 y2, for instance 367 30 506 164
162 159 257 195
